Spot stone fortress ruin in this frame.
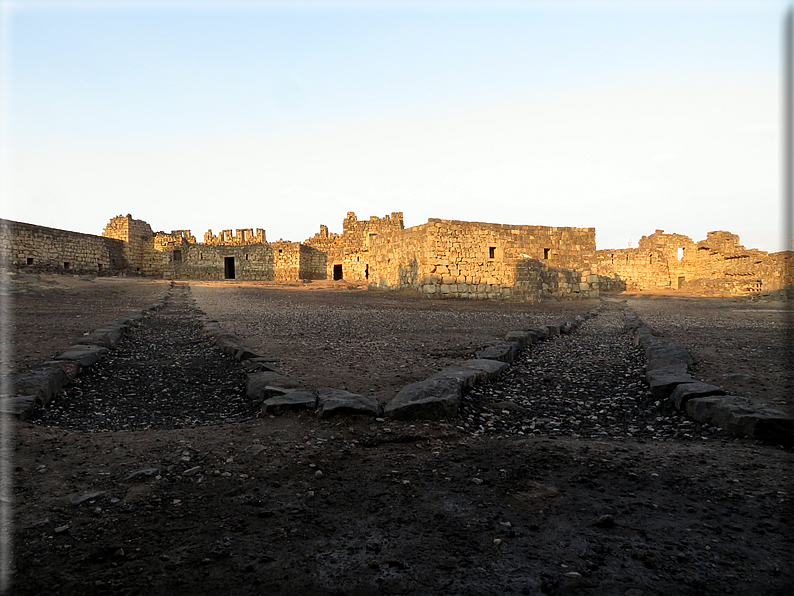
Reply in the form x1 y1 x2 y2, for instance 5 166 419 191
1 211 790 300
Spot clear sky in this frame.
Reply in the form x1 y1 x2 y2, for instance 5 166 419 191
0 0 789 252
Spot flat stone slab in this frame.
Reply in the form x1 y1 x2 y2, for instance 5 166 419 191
234 347 262 361
262 391 317 414
14 367 69 406
429 359 508 388
385 377 462 420
646 365 694 400
645 343 694 367
475 342 519 363
528 326 549 340
670 382 726 410
545 324 561 337
684 396 794 445
0 396 37 420
246 371 298 401
317 388 381 418
54 345 109 368
504 330 531 349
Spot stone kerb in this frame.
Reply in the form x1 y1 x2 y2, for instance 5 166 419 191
384 306 601 420
624 306 794 446
2 290 160 421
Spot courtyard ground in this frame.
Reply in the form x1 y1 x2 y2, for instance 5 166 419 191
5 276 793 595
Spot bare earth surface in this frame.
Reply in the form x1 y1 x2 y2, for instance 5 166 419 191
7 277 794 595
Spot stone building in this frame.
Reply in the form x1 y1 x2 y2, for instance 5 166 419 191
596 229 791 296
1 212 790 300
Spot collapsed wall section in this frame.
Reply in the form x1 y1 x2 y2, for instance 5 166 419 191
1 219 125 274
596 229 791 296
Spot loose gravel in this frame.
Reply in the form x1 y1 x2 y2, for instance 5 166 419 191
31 285 253 431
458 302 720 441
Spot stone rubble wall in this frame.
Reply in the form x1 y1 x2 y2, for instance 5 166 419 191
1 218 125 274
596 229 792 295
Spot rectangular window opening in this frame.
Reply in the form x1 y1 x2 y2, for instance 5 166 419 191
489 246 496 259
98 263 103 271
173 250 182 262
677 247 684 261
543 248 550 260
63 262 70 270
678 276 685 289
26 257 33 266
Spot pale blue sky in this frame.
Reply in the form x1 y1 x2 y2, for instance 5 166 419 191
1 0 789 252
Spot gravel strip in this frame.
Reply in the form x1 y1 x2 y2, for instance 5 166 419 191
30 285 254 431
457 302 718 441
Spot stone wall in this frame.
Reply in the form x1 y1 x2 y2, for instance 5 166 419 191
305 211 404 281
102 215 161 275
366 218 598 301
162 244 275 281
596 229 791 295
0 219 124 274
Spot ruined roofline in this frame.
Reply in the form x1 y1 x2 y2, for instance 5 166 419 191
422 218 595 233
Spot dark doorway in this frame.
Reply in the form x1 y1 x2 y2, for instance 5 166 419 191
543 248 550 260
677 276 685 289
225 257 236 279
333 264 343 280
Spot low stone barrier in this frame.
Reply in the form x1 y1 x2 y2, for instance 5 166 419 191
624 307 794 447
384 306 602 420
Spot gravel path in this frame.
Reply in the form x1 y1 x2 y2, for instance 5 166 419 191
458 302 709 441
31 285 253 431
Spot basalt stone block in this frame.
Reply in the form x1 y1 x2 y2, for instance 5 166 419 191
15 367 69 406
215 337 239 356
202 322 221 333
317 388 381 418
385 377 462 420
0 395 37 420
54 345 108 368
646 365 694 400
504 331 531 349
246 371 298 401
742 409 794 446
546 324 561 337
74 336 112 349
428 358 508 389
262 391 317 414
646 343 693 365
685 396 753 429
475 342 519 364
529 326 549 340
670 382 727 410
560 322 574 335
633 327 656 347
41 360 80 381
234 347 262 361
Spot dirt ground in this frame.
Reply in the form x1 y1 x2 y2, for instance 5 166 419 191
6 277 794 595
